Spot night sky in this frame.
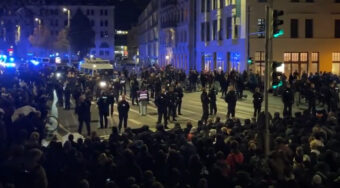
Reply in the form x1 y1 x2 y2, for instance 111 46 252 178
114 0 150 30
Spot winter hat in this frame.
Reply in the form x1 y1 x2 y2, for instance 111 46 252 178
312 174 322 185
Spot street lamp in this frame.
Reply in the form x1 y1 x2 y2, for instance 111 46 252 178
35 18 41 25
63 8 71 65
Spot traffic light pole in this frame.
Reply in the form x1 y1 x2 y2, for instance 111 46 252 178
264 0 273 157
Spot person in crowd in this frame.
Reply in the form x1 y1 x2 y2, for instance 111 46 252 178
107 89 115 117
130 78 139 106
77 95 91 136
138 87 148 116
175 83 183 115
97 93 109 129
167 86 177 122
118 95 130 133
282 84 294 117
307 83 317 114
327 82 339 112
208 87 217 115
155 89 169 129
120 74 127 95
201 88 209 125
225 86 238 119
64 83 71 110
56 81 64 107
253 87 263 118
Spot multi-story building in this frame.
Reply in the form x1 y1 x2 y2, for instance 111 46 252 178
158 0 196 71
138 0 160 65
27 4 115 60
196 0 247 72
127 26 139 61
248 0 340 75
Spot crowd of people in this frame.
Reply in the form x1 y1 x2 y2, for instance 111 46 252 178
1 64 340 188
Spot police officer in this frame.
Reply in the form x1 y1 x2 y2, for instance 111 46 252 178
64 83 71 110
118 95 130 132
225 86 238 119
252 87 263 118
56 81 64 107
113 79 120 103
282 84 294 117
201 88 210 124
307 83 316 114
130 78 139 105
97 93 110 128
120 75 126 95
77 95 91 136
208 87 217 115
155 89 169 128
167 86 177 122
175 83 183 115
328 82 339 112
107 89 115 117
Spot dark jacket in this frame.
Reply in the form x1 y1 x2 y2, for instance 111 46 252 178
201 91 210 108
208 88 217 103
225 90 237 106
97 96 110 115
78 99 91 121
155 93 168 112
118 100 130 115
253 92 263 107
282 88 294 105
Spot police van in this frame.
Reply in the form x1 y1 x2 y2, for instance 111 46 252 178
79 58 113 76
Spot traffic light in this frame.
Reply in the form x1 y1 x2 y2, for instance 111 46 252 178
272 61 282 89
273 10 284 38
247 57 253 65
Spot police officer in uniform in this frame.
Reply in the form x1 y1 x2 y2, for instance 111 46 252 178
64 83 71 110
201 88 210 124
208 87 217 115
167 86 177 121
107 89 115 117
225 87 238 119
307 83 316 114
175 83 183 115
97 93 110 128
77 95 91 136
155 89 169 128
118 95 130 132
252 87 263 118
282 84 294 117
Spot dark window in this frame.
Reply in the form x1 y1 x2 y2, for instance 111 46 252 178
291 19 298 38
213 0 217 10
207 0 211 12
100 31 104 38
206 22 210 41
219 19 223 40
213 20 217 40
91 20 94 27
100 10 103 15
105 20 108 27
226 17 232 39
336 0 340 3
335 20 340 38
291 0 299 2
201 22 205 41
201 0 205 12
306 0 314 2
104 10 108 15
91 10 94 15
305 19 313 38
258 0 267 2
100 21 103 27
64 20 67 26
55 20 59 27
86 10 90 15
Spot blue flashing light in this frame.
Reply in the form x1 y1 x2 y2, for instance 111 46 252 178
27 53 33 56
9 57 14 62
0 62 16 68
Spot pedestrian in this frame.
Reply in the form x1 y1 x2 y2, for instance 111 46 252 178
225 86 238 119
130 79 139 105
282 84 294 117
118 95 130 133
208 87 217 115
120 75 126 95
306 83 316 114
97 93 109 129
252 87 263 118
56 81 64 107
167 86 177 122
138 87 148 116
175 83 183 115
64 83 71 110
107 89 115 117
155 89 169 129
327 82 339 112
201 88 209 124
77 95 91 136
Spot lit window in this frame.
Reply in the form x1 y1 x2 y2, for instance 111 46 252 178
300 53 308 62
311 52 319 62
332 52 340 62
291 53 299 62
284 53 291 62
255 51 265 61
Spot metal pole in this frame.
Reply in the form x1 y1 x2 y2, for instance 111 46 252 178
247 6 250 72
67 10 71 66
264 2 272 157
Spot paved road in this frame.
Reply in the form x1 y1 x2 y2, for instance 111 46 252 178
55 90 304 138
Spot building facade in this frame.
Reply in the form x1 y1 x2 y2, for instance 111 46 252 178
27 5 115 60
127 26 139 61
248 0 340 75
196 0 247 72
138 0 160 66
158 0 196 72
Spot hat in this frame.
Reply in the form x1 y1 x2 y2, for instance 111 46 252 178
312 174 322 185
